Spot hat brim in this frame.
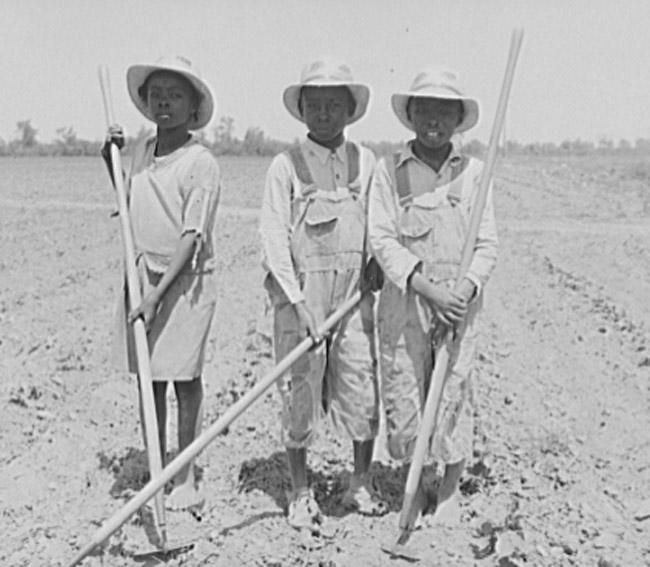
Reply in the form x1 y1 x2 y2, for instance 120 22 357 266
283 82 370 125
127 63 215 130
391 90 479 134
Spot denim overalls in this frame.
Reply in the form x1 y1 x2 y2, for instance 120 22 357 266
377 154 480 464
271 143 379 448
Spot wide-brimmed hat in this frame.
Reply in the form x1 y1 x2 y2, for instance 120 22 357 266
283 58 370 125
391 67 479 133
127 55 215 130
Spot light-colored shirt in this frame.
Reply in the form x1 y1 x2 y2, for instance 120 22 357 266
260 136 376 304
368 141 498 294
129 135 221 273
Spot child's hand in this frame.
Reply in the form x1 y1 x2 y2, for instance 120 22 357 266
293 301 323 344
101 124 125 162
409 271 468 326
362 257 384 292
128 293 160 331
106 124 125 149
455 278 477 304
424 284 467 326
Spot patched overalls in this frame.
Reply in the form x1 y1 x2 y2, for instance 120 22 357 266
270 143 379 449
377 154 480 464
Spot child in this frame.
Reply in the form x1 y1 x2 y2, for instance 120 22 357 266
104 55 220 510
259 58 387 534
368 67 498 523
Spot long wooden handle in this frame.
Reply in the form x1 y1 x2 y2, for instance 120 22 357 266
398 28 524 534
66 290 364 566
97 66 167 545
457 28 524 281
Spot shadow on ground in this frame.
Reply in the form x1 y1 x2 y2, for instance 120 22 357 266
97 447 204 498
237 451 421 517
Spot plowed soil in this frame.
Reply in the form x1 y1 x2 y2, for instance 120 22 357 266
1 154 649 566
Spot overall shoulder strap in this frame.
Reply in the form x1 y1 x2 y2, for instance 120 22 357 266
284 145 314 225
345 141 360 186
446 155 471 205
392 152 413 208
285 145 313 185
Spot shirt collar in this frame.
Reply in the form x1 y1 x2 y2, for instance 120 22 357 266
303 136 346 166
150 133 198 162
397 140 462 174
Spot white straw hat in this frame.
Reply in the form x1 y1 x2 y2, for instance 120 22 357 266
391 67 479 133
127 55 215 130
283 58 370 125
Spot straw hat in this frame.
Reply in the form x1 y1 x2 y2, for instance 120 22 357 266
127 55 215 130
283 58 370 125
391 67 479 133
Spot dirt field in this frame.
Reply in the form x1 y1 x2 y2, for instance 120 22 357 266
1 154 649 566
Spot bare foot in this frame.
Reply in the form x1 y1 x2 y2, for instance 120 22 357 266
166 482 205 511
432 491 461 526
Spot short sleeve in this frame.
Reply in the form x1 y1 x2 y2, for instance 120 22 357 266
181 149 221 236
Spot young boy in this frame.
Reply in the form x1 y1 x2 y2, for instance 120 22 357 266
105 56 220 510
259 58 386 534
368 67 498 522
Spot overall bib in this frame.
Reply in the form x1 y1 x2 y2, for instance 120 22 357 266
269 143 379 449
378 155 480 464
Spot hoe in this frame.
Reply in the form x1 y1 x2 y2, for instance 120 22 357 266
383 28 524 561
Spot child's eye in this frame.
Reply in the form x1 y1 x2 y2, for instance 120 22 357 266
305 100 344 113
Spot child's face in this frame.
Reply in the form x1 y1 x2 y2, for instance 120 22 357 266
145 72 198 131
300 86 353 144
409 97 463 150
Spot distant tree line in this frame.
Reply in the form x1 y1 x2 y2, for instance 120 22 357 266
1 118 649 159
0 121 103 157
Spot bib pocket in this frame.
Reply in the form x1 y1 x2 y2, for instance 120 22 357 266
302 199 339 253
292 198 341 263
399 205 436 260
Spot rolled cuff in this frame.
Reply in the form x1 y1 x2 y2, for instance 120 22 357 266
464 272 483 300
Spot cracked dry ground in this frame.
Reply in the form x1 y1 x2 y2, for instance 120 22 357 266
1 154 649 566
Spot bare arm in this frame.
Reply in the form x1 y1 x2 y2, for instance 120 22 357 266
128 231 198 328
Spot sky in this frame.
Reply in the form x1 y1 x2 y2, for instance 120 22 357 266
2 0 650 146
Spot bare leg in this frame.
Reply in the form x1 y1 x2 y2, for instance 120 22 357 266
153 382 168 461
342 440 388 515
286 447 308 492
166 376 204 510
350 440 374 487
285 446 332 533
138 378 168 461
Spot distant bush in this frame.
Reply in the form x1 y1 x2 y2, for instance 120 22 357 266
1 117 647 159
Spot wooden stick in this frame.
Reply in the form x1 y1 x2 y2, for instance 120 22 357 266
96 66 168 547
66 290 364 566
395 28 525 544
